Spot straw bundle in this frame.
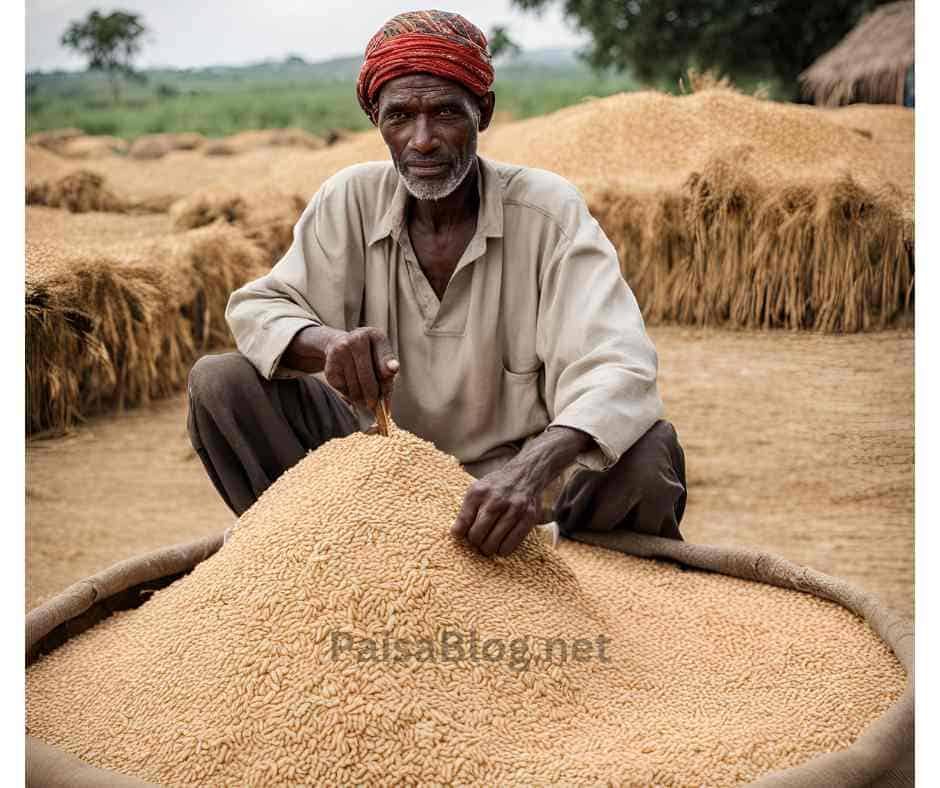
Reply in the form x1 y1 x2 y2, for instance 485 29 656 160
480 89 913 331
26 425 906 786
26 207 268 434
26 171 128 213
169 188 307 260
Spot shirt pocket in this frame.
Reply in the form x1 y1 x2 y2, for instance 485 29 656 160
501 364 548 437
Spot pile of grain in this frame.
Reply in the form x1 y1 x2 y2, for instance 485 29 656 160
170 188 307 259
26 207 268 434
56 134 129 159
128 132 207 160
27 425 905 786
480 89 913 331
218 127 326 153
26 128 84 153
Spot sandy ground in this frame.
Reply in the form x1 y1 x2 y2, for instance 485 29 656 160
26 327 913 619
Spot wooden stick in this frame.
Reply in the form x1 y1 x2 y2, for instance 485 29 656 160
374 396 391 437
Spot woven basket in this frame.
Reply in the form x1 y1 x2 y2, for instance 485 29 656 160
25 530 913 787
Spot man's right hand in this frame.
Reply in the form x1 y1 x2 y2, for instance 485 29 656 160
323 327 399 409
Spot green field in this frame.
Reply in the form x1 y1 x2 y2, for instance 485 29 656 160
26 50 786 141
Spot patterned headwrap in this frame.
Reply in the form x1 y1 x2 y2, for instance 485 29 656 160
357 10 494 124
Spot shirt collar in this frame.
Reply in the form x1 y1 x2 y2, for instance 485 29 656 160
367 155 505 246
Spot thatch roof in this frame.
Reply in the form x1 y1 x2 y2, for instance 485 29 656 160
800 1 913 106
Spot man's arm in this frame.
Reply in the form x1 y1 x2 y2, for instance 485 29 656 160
225 172 368 381
451 179 661 557
451 426 593 556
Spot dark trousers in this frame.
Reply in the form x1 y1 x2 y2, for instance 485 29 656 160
187 352 687 539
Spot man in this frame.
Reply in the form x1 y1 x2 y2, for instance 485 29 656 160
187 10 687 557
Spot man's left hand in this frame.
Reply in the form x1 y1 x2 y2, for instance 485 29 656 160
450 467 541 557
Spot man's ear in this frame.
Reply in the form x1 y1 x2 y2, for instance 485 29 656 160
478 91 496 132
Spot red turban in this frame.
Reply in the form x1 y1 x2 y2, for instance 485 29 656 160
357 10 494 124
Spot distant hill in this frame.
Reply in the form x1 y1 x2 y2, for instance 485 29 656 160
27 47 590 85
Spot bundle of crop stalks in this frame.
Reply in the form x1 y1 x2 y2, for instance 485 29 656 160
169 188 307 260
26 171 129 214
26 207 268 435
26 424 908 786
480 89 913 331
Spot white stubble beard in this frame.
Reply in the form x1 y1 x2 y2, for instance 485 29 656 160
397 150 476 201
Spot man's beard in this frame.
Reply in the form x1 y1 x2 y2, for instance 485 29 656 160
394 131 477 201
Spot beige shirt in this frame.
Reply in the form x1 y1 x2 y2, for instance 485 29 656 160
226 155 662 478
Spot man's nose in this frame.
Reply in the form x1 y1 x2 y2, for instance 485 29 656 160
409 115 439 154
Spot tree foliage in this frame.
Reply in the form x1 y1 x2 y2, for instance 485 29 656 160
511 0 895 94
489 25 522 59
61 10 147 101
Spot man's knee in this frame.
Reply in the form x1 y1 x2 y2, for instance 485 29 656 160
188 352 261 411
627 420 686 535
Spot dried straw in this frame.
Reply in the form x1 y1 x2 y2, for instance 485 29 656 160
480 89 913 331
26 207 268 434
169 188 306 260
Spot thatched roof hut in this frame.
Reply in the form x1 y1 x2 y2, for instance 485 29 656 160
800 1 913 106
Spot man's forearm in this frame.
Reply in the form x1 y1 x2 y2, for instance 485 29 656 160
279 325 345 374
501 426 595 495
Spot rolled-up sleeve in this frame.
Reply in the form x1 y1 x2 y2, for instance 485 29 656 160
538 196 663 471
225 176 366 379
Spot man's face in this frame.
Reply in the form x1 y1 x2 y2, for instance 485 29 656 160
376 73 491 201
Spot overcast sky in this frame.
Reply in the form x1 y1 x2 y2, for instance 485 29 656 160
27 0 588 71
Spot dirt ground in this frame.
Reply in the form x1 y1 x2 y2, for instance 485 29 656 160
25 327 914 620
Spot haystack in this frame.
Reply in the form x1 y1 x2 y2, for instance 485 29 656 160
26 425 910 786
26 171 128 213
800 1 914 106
480 89 913 331
169 188 307 260
26 207 268 434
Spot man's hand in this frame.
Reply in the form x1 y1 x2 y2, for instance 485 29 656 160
450 466 541 557
323 327 399 409
282 325 399 409
451 426 596 557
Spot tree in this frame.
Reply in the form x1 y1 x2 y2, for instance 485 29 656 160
510 0 894 97
489 25 522 60
61 10 147 103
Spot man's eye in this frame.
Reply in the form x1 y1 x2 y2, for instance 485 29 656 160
438 107 455 116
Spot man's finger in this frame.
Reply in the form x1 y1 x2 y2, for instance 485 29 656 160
498 520 534 557
451 493 480 539
480 509 518 557
340 353 364 406
351 340 380 408
466 502 506 549
370 332 400 385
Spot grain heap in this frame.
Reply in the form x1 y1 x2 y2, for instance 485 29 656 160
26 207 267 434
480 88 913 331
27 424 905 786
